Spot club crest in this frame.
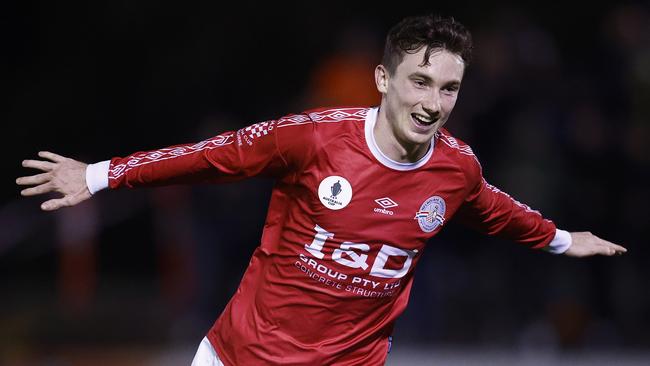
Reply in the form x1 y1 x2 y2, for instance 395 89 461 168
414 196 446 232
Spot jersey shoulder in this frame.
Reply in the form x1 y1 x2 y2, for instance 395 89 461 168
274 106 370 130
302 106 370 124
271 106 371 171
436 128 476 157
275 106 370 145
436 127 482 180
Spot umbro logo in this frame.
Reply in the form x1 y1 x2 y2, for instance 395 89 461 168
374 197 398 215
375 197 398 208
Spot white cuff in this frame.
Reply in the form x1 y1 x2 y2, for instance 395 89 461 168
85 160 110 195
544 229 572 254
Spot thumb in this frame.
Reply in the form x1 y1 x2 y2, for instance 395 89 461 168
41 198 69 211
41 189 91 211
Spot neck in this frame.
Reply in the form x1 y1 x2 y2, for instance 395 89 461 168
373 108 431 163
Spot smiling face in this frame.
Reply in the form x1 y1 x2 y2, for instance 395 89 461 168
374 47 465 162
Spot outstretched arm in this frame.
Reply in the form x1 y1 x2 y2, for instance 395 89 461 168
16 113 313 212
564 231 627 257
456 163 628 257
16 151 91 211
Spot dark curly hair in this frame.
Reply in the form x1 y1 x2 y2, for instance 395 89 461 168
381 14 473 74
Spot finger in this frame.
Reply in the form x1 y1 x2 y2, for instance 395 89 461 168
601 245 625 256
20 182 54 196
16 173 51 186
41 198 69 211
22 159 55 172
38 151 66 163
598 238 627 253
603 247 616 256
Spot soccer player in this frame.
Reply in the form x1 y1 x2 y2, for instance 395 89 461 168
17 14 626 365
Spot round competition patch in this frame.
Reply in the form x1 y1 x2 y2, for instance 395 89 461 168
318 176 352 210
414 196 446 232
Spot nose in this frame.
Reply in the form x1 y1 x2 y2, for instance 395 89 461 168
421 90 442 118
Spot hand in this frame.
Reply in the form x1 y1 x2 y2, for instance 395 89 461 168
16 151 92 211
564 231 627 257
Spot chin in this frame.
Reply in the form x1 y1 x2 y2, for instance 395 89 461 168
406 131 435 146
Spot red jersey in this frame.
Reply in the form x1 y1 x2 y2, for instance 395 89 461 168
107 107 556 365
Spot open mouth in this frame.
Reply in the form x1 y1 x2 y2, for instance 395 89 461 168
411 113 436 127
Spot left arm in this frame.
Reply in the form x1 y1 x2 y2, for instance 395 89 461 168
456 168 627 257
455 176 558 249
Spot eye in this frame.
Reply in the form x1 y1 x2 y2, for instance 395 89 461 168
442 85 459 94
413 79 427 88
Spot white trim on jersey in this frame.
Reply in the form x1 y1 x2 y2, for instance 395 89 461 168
437 131 476 156
545 229 573 254
191 337 225 366
364 107 434 171
109 134 235 180
86 160 110 194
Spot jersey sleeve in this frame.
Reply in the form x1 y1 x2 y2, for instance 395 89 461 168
455 158 556 249
108 113 315 189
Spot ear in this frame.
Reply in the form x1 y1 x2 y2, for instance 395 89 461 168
375 65 389 94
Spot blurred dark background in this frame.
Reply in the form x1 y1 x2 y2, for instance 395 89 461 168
3 1 649 365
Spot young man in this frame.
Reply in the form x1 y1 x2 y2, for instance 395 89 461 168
17 14 626 365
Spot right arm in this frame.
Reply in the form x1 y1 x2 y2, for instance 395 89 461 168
107 127 283 189
17 113 315 211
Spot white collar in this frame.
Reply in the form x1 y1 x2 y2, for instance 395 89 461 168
364 107 434 171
